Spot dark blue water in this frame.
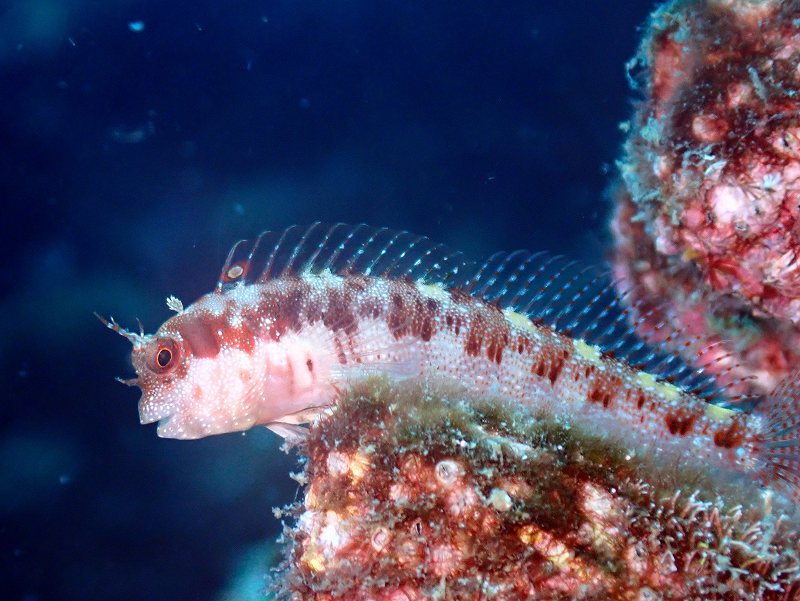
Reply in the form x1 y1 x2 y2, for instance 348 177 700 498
1 1 654 599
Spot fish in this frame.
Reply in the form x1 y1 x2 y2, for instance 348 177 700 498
99 223 800 498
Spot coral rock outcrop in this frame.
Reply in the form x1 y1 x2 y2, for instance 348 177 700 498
275 380 799 600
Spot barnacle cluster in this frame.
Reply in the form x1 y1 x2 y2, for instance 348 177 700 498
273 379 799 600
612 0 800 394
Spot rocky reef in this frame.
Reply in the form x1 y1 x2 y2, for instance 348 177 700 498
612 0 800 395
272 379 799 600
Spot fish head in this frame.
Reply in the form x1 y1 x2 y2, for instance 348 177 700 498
99 305 266 440
127 325 193 437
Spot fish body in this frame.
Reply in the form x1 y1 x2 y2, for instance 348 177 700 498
103 223 800 497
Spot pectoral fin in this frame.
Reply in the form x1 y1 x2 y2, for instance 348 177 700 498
265 422 309 442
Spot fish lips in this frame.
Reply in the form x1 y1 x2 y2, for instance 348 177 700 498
138 396 178 426
155 414 197 439
140 402 198 440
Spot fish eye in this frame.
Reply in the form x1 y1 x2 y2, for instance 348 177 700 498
149 338 179 373
156 347 172 368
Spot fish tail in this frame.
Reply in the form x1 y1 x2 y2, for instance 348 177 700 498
754 370 800 498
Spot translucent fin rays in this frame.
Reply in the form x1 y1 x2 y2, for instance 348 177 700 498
217 222 465 292
464 249 730 403
216 223 746 406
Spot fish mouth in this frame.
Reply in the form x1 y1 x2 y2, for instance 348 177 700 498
156 415 192 439
156 413 206 440
139 403 196 439
138 398 177 425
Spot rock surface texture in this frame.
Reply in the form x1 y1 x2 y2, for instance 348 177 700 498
274 381 799 600
612 0 800 395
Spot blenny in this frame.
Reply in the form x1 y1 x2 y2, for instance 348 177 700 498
100 223 800 498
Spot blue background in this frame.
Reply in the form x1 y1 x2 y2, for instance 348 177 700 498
1 1 654 599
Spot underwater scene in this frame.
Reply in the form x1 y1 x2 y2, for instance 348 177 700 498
6 0 800 599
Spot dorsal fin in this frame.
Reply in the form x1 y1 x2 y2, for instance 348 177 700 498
621 299 762 407
463 249 743 406
216 223 754 407
216 223 466 292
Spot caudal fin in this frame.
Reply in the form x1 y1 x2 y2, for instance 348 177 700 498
755 370 800 495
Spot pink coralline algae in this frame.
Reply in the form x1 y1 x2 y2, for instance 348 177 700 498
612 0 800 394
273 380 800 600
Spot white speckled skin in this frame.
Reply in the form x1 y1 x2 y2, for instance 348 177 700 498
101 220 800 505
126 271 765 492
